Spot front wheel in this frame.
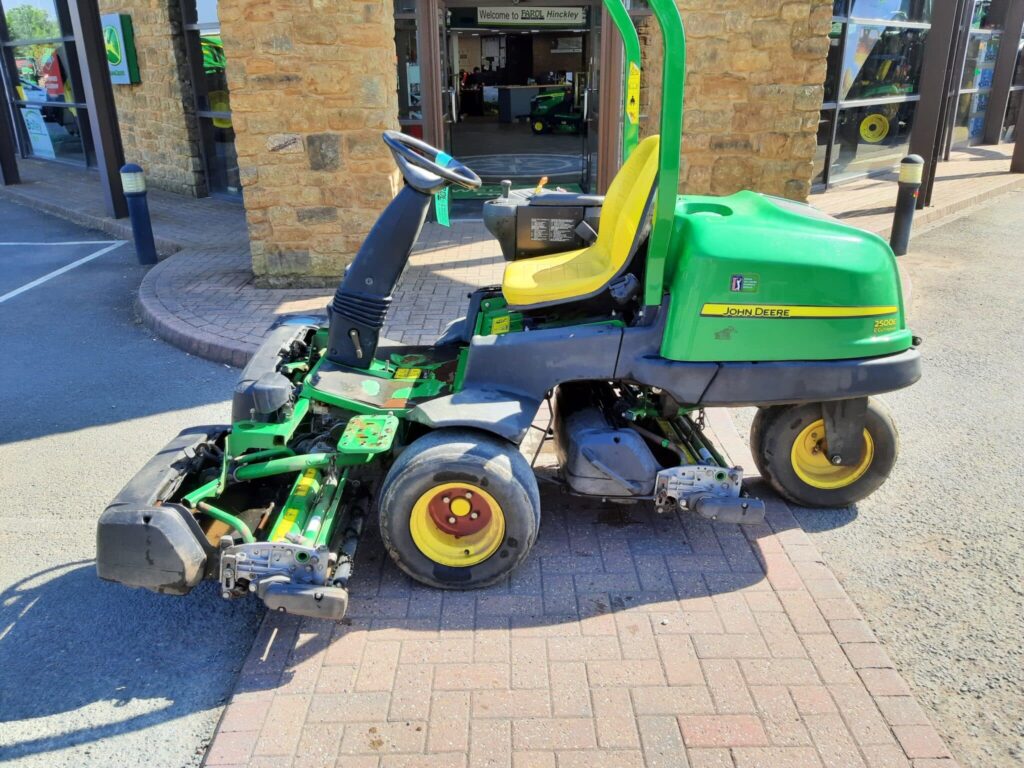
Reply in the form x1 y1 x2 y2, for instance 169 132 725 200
753 399 898 508
378 429 541 589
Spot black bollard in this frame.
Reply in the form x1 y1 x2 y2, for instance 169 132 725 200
889 155 924 257
120 163 158 265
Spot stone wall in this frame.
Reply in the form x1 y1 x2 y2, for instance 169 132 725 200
99 0 203 195
219 0 400 286
636 0 831 200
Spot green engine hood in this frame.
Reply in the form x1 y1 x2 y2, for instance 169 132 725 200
661 191 912 362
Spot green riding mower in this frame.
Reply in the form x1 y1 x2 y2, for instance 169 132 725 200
530 86 585 135
97 0 920 621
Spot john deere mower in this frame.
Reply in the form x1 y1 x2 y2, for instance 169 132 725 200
530 86 585 135
97 0 920 621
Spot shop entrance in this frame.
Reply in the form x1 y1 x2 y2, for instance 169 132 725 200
434 2 604 210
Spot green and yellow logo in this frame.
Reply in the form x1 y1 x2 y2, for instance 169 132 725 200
104 26 122 66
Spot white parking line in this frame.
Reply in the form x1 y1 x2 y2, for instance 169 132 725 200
0 240 120 246
0 241 128 305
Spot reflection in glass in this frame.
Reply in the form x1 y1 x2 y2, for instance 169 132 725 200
1002 90 1020 143
395 18 421 122
840 24 927 101
17 103 87 163
2 0 61 39
393 0 416 15
830 101 916 182
1012 38 1024 87
833 0 848 16
200 116 239 195
194 0 218 25
813 110 837 185
824 23 842 102
970 0 996 30
950 91 989 149
198 31 230 113
12 43 75 104
850 0 931 23
961 34 1000 90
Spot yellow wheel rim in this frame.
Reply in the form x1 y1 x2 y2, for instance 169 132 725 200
410 482 505 567
791 419 874 490
534 121 545 132
859 114 890 144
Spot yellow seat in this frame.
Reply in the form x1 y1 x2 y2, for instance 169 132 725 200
502 135 661 308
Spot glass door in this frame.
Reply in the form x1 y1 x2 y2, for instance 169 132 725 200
580 5 601 192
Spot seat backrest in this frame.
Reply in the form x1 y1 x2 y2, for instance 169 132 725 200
595 135 661 269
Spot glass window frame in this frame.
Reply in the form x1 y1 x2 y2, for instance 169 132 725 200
814 3 932 191
0 0 93 166
179 0 240 200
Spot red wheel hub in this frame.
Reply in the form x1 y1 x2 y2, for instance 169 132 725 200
426 486 493 537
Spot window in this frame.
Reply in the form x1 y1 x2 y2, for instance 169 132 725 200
181 0 239 197
814 2 931 187
950 0 1005 150
394 1 424 139
1 0 92 165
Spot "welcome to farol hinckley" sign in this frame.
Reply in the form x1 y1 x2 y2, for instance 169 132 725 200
477 6 586 27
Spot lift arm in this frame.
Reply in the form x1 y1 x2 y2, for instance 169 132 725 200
601 0 642 160
642 0 686 308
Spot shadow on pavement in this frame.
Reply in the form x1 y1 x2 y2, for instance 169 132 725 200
216 481 857 700
0 561 264 762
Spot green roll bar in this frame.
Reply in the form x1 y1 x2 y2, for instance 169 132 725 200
642 0 685 308
601 0 642 160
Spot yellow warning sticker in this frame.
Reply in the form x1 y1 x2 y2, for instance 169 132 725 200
395 367 422 380
700 303 898 319
293 468 317 497
490 315 511 334
626 62 641 125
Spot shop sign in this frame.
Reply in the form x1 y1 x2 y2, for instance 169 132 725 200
101 14 141 85
19 107 56 159
477 6 586 27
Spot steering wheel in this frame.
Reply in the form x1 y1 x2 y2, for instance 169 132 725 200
382 130 482 191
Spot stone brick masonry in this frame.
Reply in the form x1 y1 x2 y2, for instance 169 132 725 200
99 0 205 196
638 0 832 200
218 0 401 286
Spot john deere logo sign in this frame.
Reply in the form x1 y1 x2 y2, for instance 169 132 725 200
104 25 122 65
100 13 140 84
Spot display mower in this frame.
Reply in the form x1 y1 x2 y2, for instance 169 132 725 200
97 0 920 620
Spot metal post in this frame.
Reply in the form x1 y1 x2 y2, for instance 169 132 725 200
983 0 1024 145
120 164 158 265
67 0 128 218
890 156 924 256
0 95 18 186
0 9 21 185
1013 93 1024 172
909 0 972 208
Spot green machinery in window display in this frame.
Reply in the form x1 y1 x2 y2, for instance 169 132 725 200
97 0 921 621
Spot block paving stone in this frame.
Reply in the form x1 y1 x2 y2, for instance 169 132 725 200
206 459 960 766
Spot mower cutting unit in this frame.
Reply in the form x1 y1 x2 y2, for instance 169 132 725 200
98 0 921 621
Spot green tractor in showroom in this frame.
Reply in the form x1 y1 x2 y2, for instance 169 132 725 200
97 0 919 620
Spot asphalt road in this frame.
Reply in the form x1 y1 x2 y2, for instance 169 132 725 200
736 189 1024 767
0 199 262 767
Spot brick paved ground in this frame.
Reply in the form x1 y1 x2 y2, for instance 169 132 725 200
203 416 959 768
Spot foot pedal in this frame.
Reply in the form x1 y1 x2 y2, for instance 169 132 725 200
337 414 399 456
692 495 765 525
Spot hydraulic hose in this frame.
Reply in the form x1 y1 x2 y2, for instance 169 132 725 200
197 501 255 544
